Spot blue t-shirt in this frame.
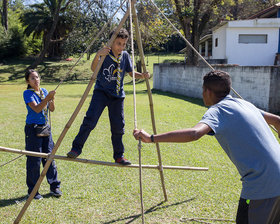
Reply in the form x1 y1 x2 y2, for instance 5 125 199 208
199 95 280 200
94 50 133 98
23 88 49 125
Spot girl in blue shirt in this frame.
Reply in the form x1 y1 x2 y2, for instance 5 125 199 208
23 69 61 200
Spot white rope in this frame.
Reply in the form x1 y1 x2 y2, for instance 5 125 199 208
129 0 145 223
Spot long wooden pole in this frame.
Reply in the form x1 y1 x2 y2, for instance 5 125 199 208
13 6 133 224
132 4 168 202
0 146 209 171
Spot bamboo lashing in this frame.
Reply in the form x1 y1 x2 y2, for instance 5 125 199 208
13 4 134 223
0 146 209 171
129 0 145 223
132 4 168 201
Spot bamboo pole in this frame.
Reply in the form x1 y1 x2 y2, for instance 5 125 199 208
13 5 134 223
132 4 168 202
0 146 209 171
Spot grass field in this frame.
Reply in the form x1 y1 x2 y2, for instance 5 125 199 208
0 56 241 223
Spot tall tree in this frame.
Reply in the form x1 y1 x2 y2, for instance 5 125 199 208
26 0 65 69
135 0 174 52
171 0 223 65
21 0 73 59
1 0 8 31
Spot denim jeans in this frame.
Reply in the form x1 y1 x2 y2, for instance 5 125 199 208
25 124 61 194
72 89 125 160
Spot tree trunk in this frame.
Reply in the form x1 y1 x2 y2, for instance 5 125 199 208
27 0 63 69
2 0 8 31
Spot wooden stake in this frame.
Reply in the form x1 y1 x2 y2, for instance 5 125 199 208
13 4 133 223
0 146 209 171
132 4 168 202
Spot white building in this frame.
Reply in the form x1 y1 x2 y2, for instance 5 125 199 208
211 18 280 66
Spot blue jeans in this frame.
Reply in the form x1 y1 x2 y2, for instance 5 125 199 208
72 89 125 160
25 124 61 194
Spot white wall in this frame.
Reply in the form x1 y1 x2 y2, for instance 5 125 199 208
226 27 279 66
212 18 280 66
212 24 227 59
153 64 280 113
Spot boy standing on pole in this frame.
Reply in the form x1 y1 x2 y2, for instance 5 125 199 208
67 28 149 165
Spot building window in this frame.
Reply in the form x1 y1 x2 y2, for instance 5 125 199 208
239 34 267 44
215 38 218 47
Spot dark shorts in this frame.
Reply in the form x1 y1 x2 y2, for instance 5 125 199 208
236 196 280 224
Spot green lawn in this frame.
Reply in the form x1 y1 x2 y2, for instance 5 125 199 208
0 57 240 223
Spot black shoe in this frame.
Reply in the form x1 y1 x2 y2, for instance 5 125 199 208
115 157 131 165
50 188 62 197
67 149 81 159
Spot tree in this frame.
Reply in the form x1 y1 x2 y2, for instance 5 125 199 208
1 0 8 31
25 0 65 69
170 0 224 65
62 0 118 58
20 0 72 61
135 0 175 53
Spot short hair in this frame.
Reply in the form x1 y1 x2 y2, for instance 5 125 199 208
109 27 129 39
203 70 231 99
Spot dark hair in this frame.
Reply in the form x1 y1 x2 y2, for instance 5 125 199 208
25 69 39 89
203 70 231 99
109 27 129 40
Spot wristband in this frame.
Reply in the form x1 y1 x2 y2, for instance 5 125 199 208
151 134 154 142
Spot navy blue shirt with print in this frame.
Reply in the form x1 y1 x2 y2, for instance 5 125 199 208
94 50 133 98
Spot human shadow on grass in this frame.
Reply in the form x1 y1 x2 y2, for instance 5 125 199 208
0 193 59 207
102 197 195 224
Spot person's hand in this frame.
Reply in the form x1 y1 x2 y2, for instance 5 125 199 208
142 72 150 79
97 46 111 57
46 90 56 101
133 129 152 143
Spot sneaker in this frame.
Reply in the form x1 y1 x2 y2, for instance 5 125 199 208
67 149 81 159
50 188 62 197
28 193 43 200
115 157 131 165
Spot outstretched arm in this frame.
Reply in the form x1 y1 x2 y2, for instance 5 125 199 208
129 71 150 79
262 111 280 137
133 123 212 143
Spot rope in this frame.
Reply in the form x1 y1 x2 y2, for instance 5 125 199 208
129 0 145 223
54 0 127 91
0 154 24 168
